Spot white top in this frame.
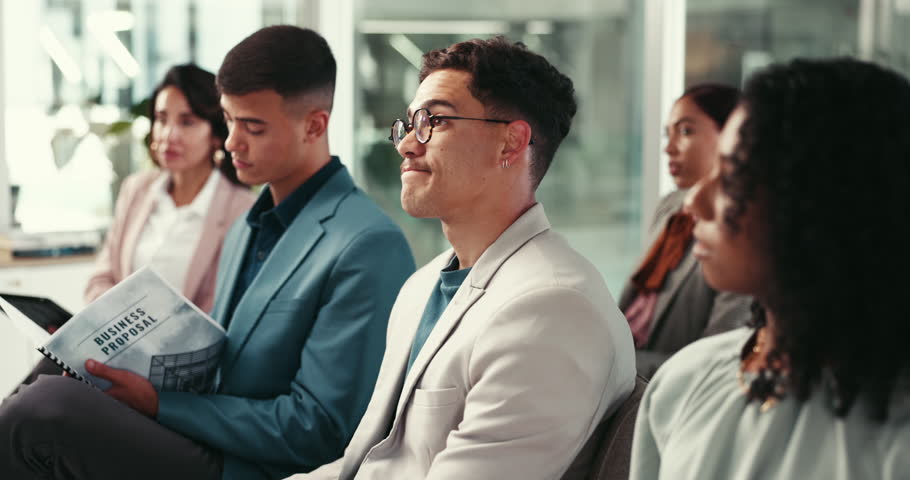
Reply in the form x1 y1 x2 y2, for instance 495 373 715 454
631 327 910 480
131 170 219 292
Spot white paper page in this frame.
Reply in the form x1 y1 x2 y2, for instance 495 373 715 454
0 295 51 347
0 306 46 397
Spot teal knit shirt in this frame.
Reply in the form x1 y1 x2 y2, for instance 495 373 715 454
406 256 471 373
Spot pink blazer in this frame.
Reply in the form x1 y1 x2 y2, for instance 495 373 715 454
84 170 256 312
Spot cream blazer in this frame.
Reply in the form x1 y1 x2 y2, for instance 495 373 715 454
297 203 636 480
84 170 255 312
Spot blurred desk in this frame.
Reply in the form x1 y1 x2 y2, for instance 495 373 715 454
0 254 95 267
0 254 95 311
0 255 95 396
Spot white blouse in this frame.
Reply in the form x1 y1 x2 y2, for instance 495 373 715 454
631 327 910 480
131 170 219 291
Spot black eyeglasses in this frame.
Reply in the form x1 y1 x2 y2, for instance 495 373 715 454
388 108 533 147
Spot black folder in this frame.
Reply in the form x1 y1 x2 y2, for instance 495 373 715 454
0 293 72 334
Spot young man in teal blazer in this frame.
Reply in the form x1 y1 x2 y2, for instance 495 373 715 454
0 26 415 480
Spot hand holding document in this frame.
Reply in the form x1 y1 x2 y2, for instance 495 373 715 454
0 267 225 393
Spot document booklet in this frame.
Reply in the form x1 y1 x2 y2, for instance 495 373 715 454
0 267 225 393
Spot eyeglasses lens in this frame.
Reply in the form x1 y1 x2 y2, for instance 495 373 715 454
414 109 431 144
391 120 405 147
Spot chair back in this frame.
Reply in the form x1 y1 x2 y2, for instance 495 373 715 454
559 375 649 480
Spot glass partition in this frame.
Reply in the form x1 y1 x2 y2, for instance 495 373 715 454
1 0 299 234
686 0 910 86
352 0 646 294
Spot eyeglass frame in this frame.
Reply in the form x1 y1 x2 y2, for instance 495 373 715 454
388 107 534 147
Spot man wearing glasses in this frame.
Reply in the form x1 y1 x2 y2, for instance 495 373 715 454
294 36 635 480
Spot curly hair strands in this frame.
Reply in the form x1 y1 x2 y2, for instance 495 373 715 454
727 58 910 421
418 36 577 190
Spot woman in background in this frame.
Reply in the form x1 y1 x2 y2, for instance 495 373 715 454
85 64 255 312
619 84 750 378
631 57 910 479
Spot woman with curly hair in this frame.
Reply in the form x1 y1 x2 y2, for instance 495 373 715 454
630 57 910 479
619 84 751 379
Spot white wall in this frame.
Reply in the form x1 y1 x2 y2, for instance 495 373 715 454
641 0 686 241
317 0 356 174
0 0 11 232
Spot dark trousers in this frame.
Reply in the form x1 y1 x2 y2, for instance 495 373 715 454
0 359 222 480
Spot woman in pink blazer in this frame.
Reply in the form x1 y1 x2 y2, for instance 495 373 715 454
85 64 255 312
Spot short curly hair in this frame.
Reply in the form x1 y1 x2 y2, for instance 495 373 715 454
419 36 577 189
726 58 910 420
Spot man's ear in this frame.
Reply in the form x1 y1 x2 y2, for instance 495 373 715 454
500 120 533 168
304 109 330 142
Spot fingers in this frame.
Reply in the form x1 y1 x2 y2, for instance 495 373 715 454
84 359 123 383
81 359 159 417
87 362 134 405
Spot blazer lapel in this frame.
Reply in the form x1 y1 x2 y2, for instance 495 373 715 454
219 169 354 377
648 247 698 336
183 175 233 304
354 255 450 456
637 189 695 340
392 282 485 417
120 172 162 279
212 216 251 323
389 203 551 426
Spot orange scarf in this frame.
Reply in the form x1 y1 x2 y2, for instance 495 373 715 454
631 211 695 292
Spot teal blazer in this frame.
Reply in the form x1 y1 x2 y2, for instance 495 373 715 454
156 167 415 480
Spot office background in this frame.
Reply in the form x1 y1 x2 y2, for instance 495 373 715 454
0 0 907 310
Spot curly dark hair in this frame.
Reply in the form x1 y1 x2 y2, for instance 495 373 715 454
419 36 577 189
725 58 910 421
149 63 242 185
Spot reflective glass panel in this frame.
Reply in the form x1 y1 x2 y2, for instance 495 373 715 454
1 0 302 233
686 0 910 85
353 0 646 293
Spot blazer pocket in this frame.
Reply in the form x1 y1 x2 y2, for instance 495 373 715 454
412 387 461 408
263 298 306 315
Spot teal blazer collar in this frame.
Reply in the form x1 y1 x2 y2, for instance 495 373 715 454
216 167 357 375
